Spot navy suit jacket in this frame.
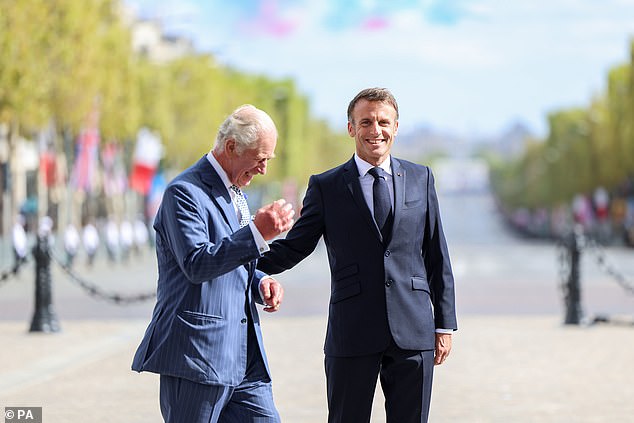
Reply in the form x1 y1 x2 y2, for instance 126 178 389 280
132 157 270 386
257 156 457 356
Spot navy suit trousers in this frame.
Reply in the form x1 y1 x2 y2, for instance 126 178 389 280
325 339 434 423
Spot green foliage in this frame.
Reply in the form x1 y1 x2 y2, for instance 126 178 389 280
490 39 634 212
0 0 349 187
0 0 52 126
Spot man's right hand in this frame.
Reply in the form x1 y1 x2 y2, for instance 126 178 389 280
253 199 295 240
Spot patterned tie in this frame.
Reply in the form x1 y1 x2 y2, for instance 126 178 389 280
229 185 251 228
368 167 393 241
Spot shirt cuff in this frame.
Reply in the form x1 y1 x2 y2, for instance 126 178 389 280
248 221 270 254
435 328 453 334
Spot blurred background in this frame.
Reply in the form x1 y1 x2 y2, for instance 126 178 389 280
1 0 633 255
2 2 634 421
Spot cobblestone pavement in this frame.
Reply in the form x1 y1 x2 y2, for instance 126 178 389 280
1 314 634 423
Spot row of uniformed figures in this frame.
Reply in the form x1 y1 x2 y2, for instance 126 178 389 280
11 214 152 269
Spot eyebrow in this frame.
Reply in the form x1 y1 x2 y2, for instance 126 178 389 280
256 153 275 160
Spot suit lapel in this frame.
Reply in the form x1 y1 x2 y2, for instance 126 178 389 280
196 157 252 286
342 157 383 242
195 157 240 231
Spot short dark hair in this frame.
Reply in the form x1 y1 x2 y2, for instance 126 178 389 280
347 87 399 122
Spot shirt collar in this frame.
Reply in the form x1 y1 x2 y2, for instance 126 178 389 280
206 151 232 191
354 154 392 177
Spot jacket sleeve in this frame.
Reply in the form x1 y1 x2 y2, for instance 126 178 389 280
423 168 458 331
257 174 325 275
251 269 267 305
158 182 261 284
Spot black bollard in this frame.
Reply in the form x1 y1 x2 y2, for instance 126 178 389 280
564 226 584 325
29 233 61 333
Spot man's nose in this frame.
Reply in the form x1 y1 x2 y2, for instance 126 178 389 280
257 161 267 175
370 122 381 136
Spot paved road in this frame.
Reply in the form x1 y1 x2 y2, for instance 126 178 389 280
1 191 632 321
1 191 633 422
1 315 634 422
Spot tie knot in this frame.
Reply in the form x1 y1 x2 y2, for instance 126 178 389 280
229 185 243 196
368 167 386 180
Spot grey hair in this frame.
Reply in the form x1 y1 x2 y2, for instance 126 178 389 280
214 104 275 154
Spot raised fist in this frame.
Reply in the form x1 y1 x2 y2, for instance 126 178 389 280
253 199 295 240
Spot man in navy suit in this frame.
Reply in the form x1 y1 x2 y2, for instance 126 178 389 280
257 88 457 423
132 105 295 423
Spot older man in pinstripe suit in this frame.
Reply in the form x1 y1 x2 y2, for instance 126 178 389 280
132 105 295 423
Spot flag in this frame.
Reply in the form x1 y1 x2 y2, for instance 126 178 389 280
146 171 167 221
129 128 163 195
70 126 100 193
38 122 58 188
102 142 127 196
39 152 57 187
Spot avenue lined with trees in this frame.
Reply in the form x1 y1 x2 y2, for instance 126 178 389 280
489 42 634 245
0 0 351 236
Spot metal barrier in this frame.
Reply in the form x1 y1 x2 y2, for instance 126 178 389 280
29 235 60 333
558 225 634 326
2 232 158 333
49 251 156 305
584 237 634 296
0 256 29 289
558 227 584 324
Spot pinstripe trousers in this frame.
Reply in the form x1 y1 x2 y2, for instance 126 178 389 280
159 322 280 423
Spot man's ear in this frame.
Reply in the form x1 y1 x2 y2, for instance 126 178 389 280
225 139 236 156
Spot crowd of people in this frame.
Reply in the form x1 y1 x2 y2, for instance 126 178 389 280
500 185 634 247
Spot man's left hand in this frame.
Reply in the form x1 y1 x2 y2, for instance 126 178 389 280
434 333 452 365
260 276 284 313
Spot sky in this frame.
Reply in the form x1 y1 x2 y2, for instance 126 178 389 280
125 0 634 138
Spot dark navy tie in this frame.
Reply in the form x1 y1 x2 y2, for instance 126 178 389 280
229 185 251 228
368 167 392 241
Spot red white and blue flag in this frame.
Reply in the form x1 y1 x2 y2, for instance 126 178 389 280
129 128 163 195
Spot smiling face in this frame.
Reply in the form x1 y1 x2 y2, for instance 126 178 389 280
225 126 276 187
348 99 399 166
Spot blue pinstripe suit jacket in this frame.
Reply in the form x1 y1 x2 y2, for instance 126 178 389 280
132 157 270 386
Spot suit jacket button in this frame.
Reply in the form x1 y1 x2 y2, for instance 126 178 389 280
384 250 391 257
241 318 247 324
385 279 393 287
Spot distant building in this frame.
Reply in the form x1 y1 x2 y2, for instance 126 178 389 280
433 157 490 194
130 19 194 63
485 121 535 160
119 3 194 63
0 123 39 235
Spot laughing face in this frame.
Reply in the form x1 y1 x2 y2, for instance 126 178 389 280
347 99 399 166
225 127 277 188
